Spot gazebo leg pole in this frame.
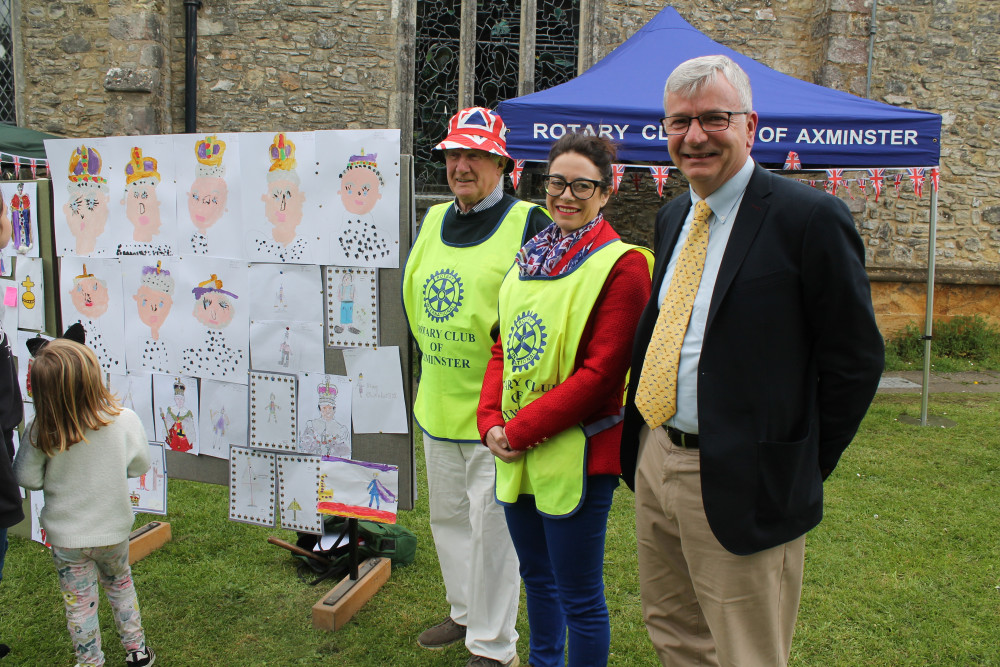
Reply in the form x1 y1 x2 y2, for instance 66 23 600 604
920 184 939 426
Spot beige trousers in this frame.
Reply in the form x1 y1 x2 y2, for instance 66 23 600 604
635 425 805 667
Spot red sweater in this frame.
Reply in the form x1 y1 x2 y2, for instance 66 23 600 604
477 219 652 476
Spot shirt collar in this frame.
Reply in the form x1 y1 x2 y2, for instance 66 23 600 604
455 181 505 216
691 157 755 226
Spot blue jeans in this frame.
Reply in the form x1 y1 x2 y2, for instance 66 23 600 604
503 474 618 667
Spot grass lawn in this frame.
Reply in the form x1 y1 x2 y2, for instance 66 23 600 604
1 393 997 666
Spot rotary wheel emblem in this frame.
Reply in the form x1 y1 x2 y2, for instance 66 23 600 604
423 269 464 323
506 311 547 372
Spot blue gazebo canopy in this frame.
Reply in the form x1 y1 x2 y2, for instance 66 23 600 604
498 6 941 168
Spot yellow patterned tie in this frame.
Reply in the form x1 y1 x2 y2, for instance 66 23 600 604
634 200 712 429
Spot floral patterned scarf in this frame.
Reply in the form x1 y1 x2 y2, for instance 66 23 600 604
515 214 603 277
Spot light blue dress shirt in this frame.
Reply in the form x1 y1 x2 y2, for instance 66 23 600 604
655 157 755 434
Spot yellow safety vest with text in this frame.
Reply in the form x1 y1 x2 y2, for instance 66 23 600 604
495 240 653 516
402 199 536 441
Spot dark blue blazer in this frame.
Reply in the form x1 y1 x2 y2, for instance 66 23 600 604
621 164 884 555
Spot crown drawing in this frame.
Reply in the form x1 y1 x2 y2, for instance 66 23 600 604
125 147 161 186
268 133 297 172
68 145 108 187
317 377 338 406
195 135 227 177
173 377 185 395
340 148 384 184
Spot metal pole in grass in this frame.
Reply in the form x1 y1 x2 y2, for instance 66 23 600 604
920 182 938 426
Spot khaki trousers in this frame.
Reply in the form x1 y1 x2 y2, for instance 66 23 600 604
635 425 805 667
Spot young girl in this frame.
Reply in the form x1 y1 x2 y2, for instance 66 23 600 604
14 339 155 667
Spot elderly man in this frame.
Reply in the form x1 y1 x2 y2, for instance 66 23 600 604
403 107 549 667
621 56 884 666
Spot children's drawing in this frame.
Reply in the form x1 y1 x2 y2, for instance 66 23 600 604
16 329 48 402
128 442 167 515
178 134 244 257
0 182 39 261
15 256 44 331
30 489 51 546
316 457 399 524
175 256 250 382
119 148 164 247
297 373 352 458
229 445 277 527
57 144 112 256
10 182 33 253
246 133 318 263
248 370 296 451
325 267 378 348
319 130 401 268
128 260 176 373
247 263 323 323
197 379 249 459
249 320 324 374
108 372 155 440
342 346 408 434
153 374 199 455
276 453 322 533
59 256 126 372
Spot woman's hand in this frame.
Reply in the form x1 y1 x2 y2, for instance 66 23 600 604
485 425 524 463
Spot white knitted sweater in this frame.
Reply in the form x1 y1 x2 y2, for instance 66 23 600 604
14 408 150 548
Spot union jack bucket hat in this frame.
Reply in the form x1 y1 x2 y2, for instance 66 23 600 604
434 107 511 159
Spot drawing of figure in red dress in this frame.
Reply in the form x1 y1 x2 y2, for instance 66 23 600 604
159 377 195 452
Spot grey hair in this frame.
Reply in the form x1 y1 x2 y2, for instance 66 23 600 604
663 55 753 115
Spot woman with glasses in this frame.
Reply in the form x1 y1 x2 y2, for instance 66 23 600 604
477 133 652 667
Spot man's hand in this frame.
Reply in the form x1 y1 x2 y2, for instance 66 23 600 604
485 425 524 463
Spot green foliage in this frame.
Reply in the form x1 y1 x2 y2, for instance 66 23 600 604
884 315 1000 371
3 398 999 665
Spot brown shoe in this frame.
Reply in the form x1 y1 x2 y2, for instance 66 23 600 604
417 616 466 649
466 655 520 667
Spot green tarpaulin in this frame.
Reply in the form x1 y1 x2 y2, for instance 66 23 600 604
0 123 60 159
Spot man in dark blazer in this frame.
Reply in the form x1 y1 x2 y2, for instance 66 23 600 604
621 55 884 666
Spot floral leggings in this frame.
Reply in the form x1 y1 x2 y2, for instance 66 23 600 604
51 540 147 666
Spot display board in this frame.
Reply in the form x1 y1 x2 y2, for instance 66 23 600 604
36 134 416 510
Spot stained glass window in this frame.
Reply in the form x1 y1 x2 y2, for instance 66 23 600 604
473 0 520 110
414 0 462 190
413 0 582 191
0 0 15 124
535 0 578 93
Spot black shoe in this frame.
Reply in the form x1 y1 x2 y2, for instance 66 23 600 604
125 647 155 666
0 644 10 659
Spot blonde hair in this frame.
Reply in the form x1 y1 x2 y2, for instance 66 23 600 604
28 339 121 457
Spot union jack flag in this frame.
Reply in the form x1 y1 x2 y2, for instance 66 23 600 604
868 168 885 202
510 159 524 190
893 172 903 198
611 164 626 194
856 178 868 199
649 166 671 198
929 166 940 193
29 158 37 179
907 168 925 198
825 169 845 196
783 151 802 170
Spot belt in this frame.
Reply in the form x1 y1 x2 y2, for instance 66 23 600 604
666 426 699 449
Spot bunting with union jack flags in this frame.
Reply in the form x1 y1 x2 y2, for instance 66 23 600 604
868 169 885 202
893 172 903 198
856 177 868 200
611 164 626 194
783 151 802 170
825 169 845 196
510 159 524 190
649 166 671 198
907 167 925 198
929 166 940 194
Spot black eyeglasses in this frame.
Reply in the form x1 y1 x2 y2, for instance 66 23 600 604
659 111 750 135
541 175 606 200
